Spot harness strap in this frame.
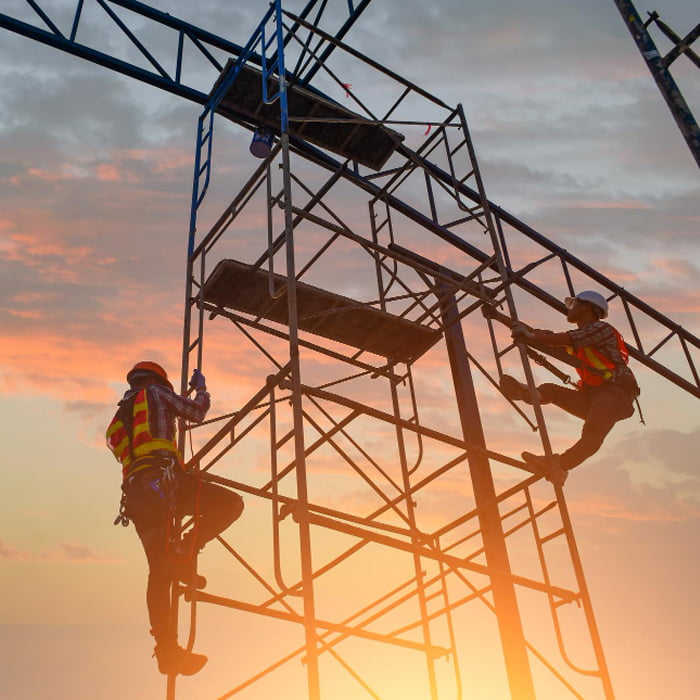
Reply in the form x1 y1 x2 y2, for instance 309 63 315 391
525 347 572 385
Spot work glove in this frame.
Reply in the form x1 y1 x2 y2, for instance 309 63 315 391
481 304 496 320
189 368 207 392
511 321 534 342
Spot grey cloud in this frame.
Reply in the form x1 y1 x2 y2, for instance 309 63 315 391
568 448 700 524
0 70 152 151
613 426 700 480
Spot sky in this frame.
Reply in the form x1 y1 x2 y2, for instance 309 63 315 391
0 1 699 699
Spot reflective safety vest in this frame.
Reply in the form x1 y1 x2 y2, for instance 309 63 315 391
567 325 629 389
106 388 183 478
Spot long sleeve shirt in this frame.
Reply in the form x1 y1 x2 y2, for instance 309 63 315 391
566 321 635 383
119 384 210 443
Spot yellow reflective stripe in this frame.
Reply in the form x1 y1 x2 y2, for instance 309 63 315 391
107 388 185 477
112 436 130 456
134 392 148 411
133 422 150 438
581 347 613 378
106 417 130 464
581 347 604 368
126 460 158 478
106 418 122 439
133 438 181 458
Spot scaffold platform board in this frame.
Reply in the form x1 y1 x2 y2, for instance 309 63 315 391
212 61 403 170
202 259 438 360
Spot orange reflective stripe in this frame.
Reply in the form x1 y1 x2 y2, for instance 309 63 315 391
131 392 149 448
569 325 628 388
582 347 614 380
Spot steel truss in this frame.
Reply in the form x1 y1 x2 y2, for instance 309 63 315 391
0 0 372 104
172 4 700 699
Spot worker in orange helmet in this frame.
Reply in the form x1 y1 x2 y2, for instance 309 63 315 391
106 361 243 676
499 291 640 486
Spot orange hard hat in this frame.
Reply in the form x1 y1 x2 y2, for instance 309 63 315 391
126 361 173 389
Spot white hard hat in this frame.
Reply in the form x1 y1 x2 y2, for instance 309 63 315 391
564 291 609 319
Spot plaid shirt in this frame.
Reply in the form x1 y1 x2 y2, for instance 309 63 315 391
119 384 210 443
567 321 635 382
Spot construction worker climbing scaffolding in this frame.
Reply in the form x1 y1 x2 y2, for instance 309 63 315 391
106 361 244 676
494 291 640 485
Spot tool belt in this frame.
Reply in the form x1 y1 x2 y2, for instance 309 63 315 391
124 451 180 482
115 454 180 527
610 372 640 398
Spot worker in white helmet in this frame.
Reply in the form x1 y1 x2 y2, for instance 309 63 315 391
500 291 639 485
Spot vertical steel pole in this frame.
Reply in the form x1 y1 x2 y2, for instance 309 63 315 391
439 290 535 700
388 374 440 698
275 3 321 697
371 199 439 697
555 492 616 699
612 0 700 167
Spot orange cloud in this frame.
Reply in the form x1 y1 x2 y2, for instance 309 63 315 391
39 542 120 564
2 308 48 320
569 492 700 523
93 163 123 182
0 540 119 563
25 165 85 182
0 540 26 560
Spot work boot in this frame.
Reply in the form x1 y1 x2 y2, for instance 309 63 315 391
500 375 541 404
521 452 568 487
173 556 207 589
172 533 206 589
154 643 208 676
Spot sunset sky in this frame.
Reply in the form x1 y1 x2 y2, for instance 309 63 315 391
1 1 698 699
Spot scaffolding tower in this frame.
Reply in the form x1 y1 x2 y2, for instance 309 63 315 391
2 1 698 699
0 1 696 698
169 3 700 700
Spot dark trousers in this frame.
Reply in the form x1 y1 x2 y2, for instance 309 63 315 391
538 382 635 469
123 468 244 645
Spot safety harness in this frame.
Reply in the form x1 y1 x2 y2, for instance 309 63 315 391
566 323 644 422
106 388 183 526
106 388 184 478
567 323 629 388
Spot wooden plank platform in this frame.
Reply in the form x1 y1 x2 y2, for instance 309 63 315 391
202 259 439 361
211 61 403 170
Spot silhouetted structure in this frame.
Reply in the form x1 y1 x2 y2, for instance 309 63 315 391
3 2 699 699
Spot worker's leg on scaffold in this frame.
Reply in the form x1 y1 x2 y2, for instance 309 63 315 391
176 472 244 552
123 474 173 647
537 382 591 419
557 384 635 469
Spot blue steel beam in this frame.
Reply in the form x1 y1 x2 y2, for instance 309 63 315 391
0 0 373 105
